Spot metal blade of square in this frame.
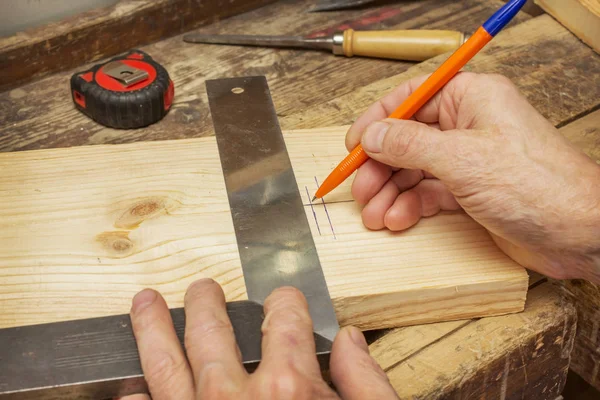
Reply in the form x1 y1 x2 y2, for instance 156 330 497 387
206 75 339 343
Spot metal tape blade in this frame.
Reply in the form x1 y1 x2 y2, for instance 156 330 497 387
206 76 339 344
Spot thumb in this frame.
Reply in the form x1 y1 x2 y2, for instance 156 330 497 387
360 119 453 178
330 326 399 400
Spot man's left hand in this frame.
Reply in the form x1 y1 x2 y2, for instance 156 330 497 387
120 278 399 400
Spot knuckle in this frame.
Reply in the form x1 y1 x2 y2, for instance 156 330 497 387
266 304 312 331
260 367 309 399
144 351 187 389
265 286 308 312
185 312 234 344
198 363 240 398
487 73 518 92
387 124 420 159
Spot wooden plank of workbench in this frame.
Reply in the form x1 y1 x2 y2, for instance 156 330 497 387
0 0 530 152
552 109 600 391
372 281 576 399
0 0 276 91
0 126 528 330
281 14 600 130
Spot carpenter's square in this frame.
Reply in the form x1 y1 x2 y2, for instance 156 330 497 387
0 76 338 399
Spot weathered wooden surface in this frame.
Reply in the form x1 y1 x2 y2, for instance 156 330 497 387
558 279 600 390
0 0 531 153
534 0 600 54
370 279 577 399
1 0 597 398
0 0 276 91
554 109 600 391
281 14 600 130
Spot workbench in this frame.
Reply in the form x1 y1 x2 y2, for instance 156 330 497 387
1 0 599 398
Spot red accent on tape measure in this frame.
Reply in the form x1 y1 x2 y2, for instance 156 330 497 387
95 59 156 92
127 53 145 60
164 80 174 110
73 90 86 108
80 72 93 82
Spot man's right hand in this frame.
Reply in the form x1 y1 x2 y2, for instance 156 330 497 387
345 72 600 283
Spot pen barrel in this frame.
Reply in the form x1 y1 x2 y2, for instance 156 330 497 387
341 29 466 61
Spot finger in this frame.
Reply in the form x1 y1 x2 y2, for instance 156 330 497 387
384 179 461 231
345 74 431 151
259 287 321 380
346 71 479 151
115 395 151 400
361 180 399 230
351 159 392 206
130 289 194 400
360 118 461 180
330 326 399 400
183 279 247 393
389 168 424 192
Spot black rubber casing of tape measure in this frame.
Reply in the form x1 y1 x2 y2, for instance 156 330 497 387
70 49 174 129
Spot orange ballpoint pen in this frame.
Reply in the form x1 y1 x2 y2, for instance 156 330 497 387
313 0 527 201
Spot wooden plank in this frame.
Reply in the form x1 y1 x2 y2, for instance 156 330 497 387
553 109 600 391
372 282 576 399
0 0 276 91
534 0 600 54
280 14 600 130
560 109 600 163
557 279 600 390
0 0 531 153
0 126 528 330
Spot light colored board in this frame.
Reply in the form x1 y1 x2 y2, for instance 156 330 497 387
534 0 600 54
0 126 528 330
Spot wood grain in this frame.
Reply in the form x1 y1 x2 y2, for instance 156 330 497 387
0 126 528 330
534 0 600 54
371 281 576 399
554 109 600 391
280 14 600 130
0 0 276 91
0 0 531 153
560 109 600 164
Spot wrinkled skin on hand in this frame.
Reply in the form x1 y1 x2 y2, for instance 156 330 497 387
346 72 600 283
120 279 399 400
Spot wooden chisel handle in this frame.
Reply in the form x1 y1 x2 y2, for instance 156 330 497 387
337 29 466 61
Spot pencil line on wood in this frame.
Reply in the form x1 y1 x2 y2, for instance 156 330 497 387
305 185 321 236
314 177 336 240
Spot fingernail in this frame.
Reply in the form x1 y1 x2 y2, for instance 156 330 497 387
362 121 389 153
185 278 216 304
347 326 369 353
132 289 156 314
188 277 215 290
261 312 271 332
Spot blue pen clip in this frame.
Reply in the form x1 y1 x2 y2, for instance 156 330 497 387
482 0 527 36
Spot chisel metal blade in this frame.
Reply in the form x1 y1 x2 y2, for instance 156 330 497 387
183 33 334 51
309 0 378 12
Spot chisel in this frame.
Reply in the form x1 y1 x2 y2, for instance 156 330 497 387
183 29 468 62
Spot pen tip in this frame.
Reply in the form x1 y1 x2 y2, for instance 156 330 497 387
311 196 317 202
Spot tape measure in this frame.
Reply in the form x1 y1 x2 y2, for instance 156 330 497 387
70 50 174 129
